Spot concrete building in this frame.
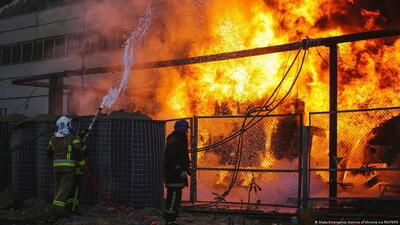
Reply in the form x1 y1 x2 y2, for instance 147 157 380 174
0 0 144 117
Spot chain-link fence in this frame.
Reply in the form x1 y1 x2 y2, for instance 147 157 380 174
191 114 303 210
309 107 400 204
2 107 400 212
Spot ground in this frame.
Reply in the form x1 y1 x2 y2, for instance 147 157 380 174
0 199 283 225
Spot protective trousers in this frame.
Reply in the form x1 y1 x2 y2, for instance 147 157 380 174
164 187 183 224
67 173 81 212
53 172 75 209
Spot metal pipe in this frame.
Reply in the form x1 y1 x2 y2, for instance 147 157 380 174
329 44 338 207
309 106 400 114
195 167 299 173
11 29 400 86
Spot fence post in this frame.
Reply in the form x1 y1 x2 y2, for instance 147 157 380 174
190 116 198 204
301 126 311 209
329 44 338 207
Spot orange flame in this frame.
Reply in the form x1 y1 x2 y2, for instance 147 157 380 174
126 0 400 197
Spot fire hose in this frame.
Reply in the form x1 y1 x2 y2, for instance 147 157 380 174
78 107 134 212
78 107 156 224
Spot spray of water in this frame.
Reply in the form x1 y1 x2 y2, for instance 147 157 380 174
100 4 153 109
0 0 23 16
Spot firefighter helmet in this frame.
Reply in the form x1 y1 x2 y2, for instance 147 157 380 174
174 120 190 132
56 116 72 136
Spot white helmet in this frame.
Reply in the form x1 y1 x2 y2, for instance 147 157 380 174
56 116 72 137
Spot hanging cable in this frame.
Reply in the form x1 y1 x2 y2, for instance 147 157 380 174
191 39 310 154
191 38 310 208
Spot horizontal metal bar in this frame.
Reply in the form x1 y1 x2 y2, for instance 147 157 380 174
129 29 400 70
309 168 400 172
309 106 400 115
164 117 192 122
12 29 400 85
194 200 299 208
195 167 300 173
309 197 400 201
197 113 302 119
12 66 121 85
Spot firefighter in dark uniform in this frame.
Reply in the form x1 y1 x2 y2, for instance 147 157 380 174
163 120 191 225
47 116 87 214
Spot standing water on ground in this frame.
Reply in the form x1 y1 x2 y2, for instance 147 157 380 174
101 4 153 110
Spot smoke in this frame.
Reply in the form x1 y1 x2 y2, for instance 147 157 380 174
73 0 400 117
100 4 153 110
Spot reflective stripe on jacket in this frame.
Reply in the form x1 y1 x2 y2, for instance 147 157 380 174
48 135 86 171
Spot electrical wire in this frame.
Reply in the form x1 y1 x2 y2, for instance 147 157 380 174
191 47 303 153
191 39 310 208
1 38 311 216
191 40 309 154
10 87 37 114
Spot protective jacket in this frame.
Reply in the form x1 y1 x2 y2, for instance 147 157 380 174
48 135 87 172
163 131 190 187
48 134 86 210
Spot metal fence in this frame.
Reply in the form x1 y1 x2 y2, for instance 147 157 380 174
163 108 400 211
309 107 400 205
1 107 400 212
0 117 165 209
170 114 304 211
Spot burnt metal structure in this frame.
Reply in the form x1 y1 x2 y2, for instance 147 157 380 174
11 28 400 205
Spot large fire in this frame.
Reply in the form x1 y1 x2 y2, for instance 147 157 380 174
129 0 400 119
91 0 400 207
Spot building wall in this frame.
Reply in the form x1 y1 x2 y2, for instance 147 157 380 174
0 1 140 116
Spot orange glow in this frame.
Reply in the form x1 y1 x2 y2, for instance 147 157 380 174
121 0 400 197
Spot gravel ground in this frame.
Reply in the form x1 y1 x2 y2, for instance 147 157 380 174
0 199 287 225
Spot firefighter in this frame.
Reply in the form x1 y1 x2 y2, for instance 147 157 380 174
47 116 87 215
163 120 191 225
